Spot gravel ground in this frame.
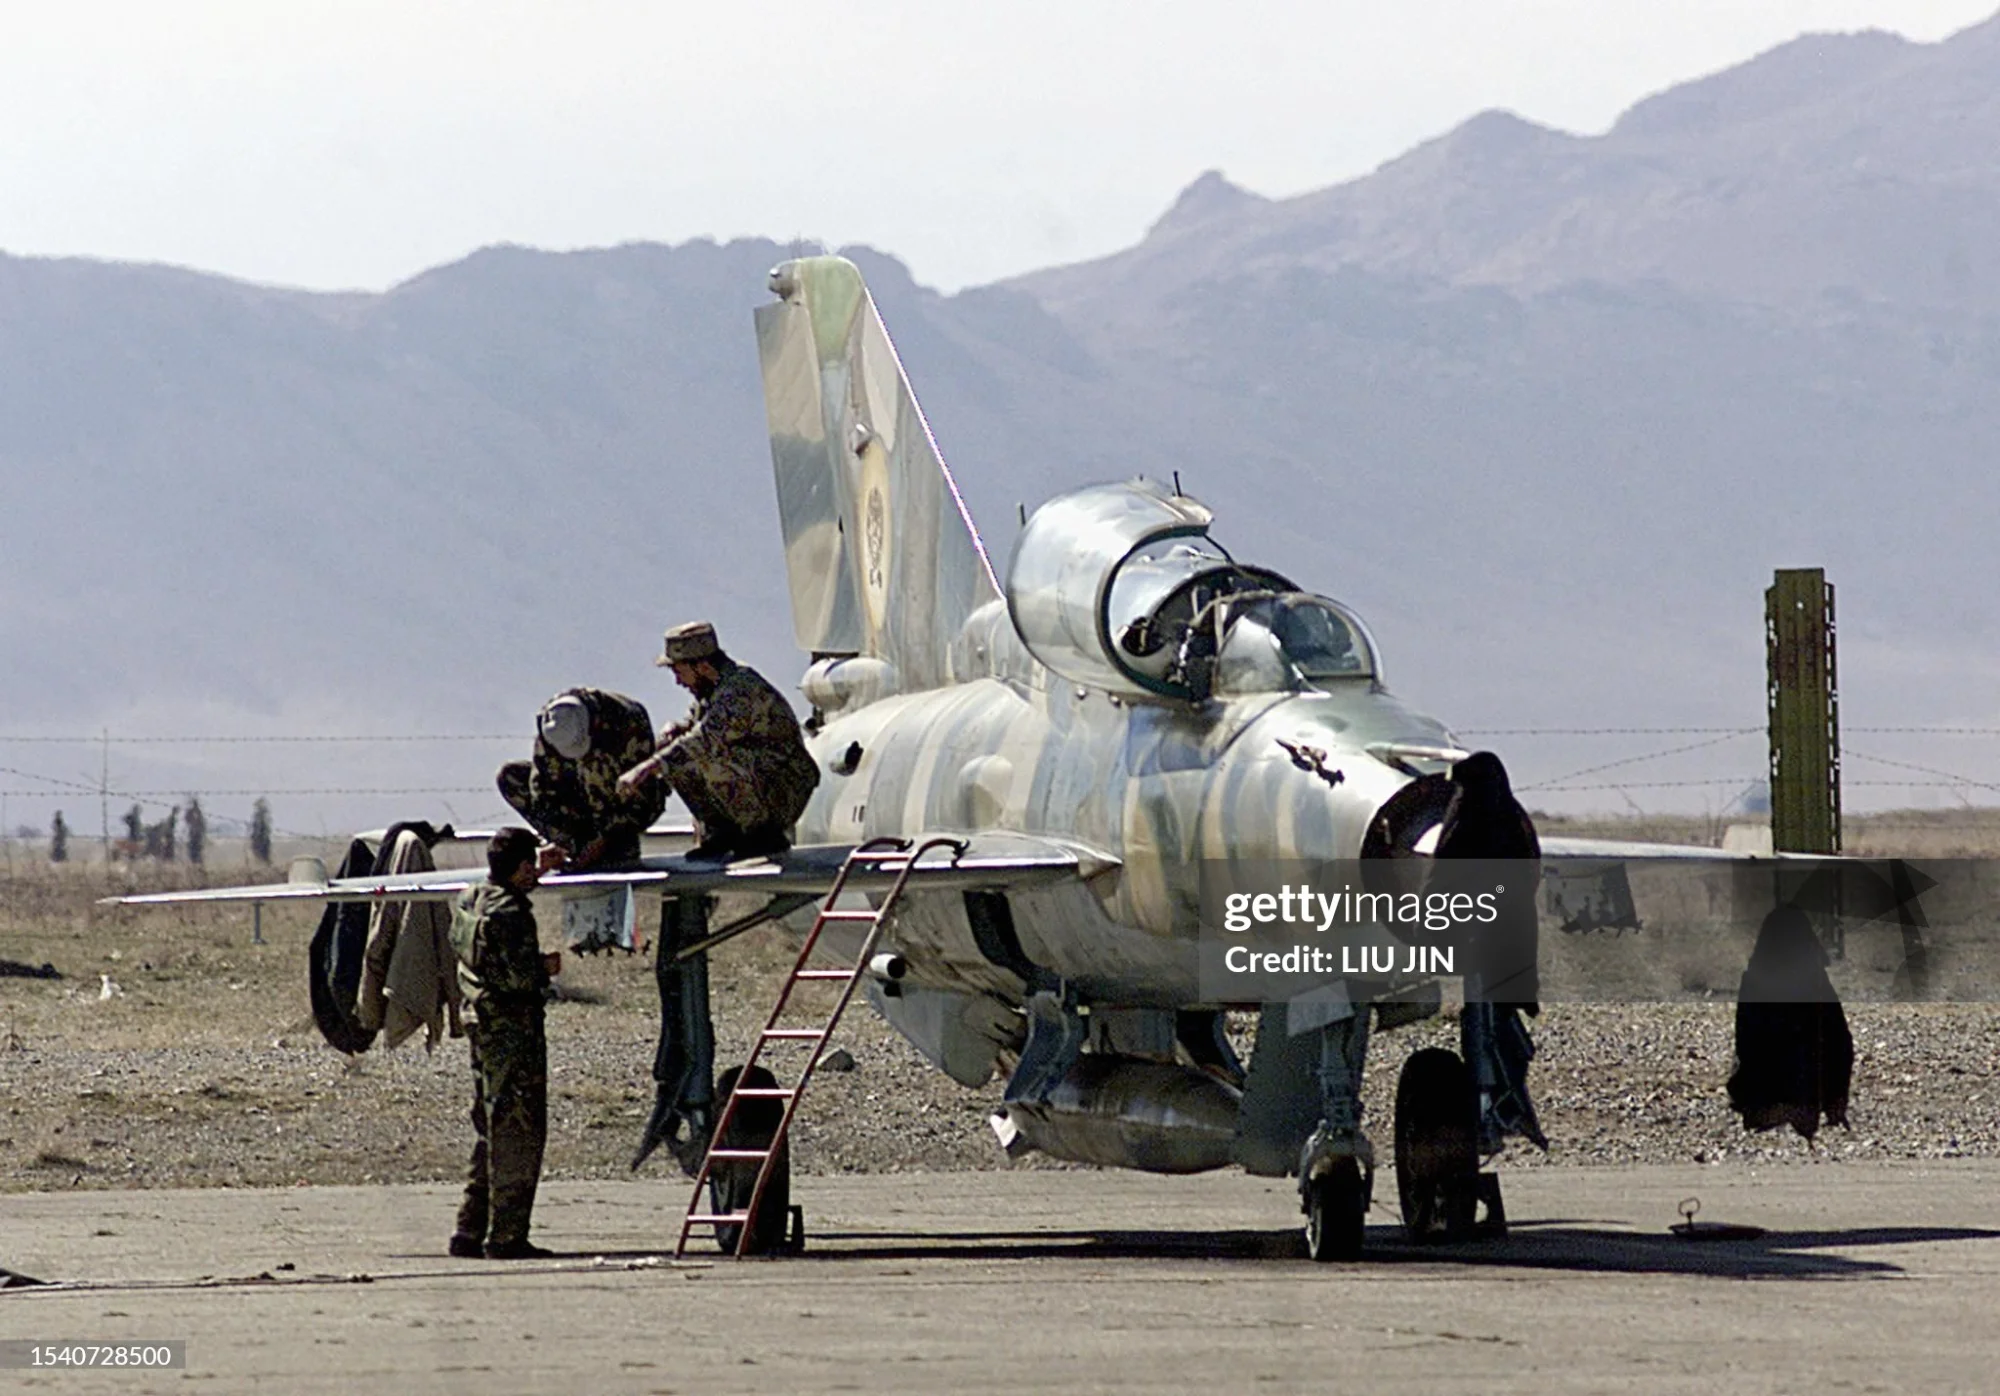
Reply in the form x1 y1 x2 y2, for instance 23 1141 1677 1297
5 820 1999 1195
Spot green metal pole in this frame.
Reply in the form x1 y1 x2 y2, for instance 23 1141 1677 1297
1768 564 1840 852
1766 567 1842 958
1766 567 1840 855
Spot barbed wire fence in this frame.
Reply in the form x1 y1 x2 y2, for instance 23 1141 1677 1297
1455 725 2000 821
0 732 524 861
2 724 1997 864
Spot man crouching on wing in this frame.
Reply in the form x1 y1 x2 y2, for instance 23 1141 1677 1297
616 620 820 863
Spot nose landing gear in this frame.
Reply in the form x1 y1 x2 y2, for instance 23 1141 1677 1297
1302 1154 1370 1262
1299 1124 1374 1262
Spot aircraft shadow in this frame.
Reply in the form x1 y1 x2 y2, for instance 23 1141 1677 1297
775 1220 2000 1278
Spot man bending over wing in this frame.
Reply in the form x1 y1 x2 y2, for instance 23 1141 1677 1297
497 687 665 870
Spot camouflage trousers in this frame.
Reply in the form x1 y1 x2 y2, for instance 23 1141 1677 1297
662 743 812 840
456 1008 548 1249
496 761 644 865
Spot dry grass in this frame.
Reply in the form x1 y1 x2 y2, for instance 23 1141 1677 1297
1538 808 2000 858
0 851 1008 1193
5 813 1999 1194
2 859 320 1050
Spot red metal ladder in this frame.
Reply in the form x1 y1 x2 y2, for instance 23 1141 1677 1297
675 835 965 1257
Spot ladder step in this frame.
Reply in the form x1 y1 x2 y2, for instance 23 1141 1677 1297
761 1028 827 1040
684 1212 750 1226
794 968 857 980
704 1148 771 1161
817 909 880 922
732 1087 795 1098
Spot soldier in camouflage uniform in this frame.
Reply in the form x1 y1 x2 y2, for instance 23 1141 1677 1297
497 688 666 869
448 828 559 1260
618 621 820 861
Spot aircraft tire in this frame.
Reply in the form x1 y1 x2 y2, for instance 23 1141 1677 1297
1303 1157 1366 1262
1395 1047 1480 1242
708 1064 791 1256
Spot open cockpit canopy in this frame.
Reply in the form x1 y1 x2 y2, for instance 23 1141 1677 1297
1005 479 1377 702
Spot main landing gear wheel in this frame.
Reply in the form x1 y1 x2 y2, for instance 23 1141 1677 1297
1394 1047 1481 1243
708 1064 793 1256
1303 1157 1367 1263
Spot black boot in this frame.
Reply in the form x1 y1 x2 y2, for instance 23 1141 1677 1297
732 825 792 860
484 1238 555 1260
684 820 743 863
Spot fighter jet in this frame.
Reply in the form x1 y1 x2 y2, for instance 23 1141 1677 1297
116 255 1782 1260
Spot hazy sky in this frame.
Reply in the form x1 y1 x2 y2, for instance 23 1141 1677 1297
4 1 1996 293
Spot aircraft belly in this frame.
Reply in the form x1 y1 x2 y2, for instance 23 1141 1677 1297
1006 882 1199 1006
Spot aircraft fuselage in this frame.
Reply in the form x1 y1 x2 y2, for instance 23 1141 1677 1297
792 617 1457 1007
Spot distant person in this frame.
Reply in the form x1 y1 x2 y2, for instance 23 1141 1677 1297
1728 905 1853 1139
618 621 820 862
148 807 178 862
49 810 68 864
183 798 206 867
448 828 559 1260
248 799 273 865
497 688 665 870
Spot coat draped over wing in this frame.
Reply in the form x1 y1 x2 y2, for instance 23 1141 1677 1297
1728 906 1853 1138
357 829 463 1050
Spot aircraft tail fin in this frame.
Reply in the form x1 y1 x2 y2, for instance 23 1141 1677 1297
756 256 1000 693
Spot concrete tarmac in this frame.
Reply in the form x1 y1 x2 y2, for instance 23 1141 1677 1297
5 1163 2000 1394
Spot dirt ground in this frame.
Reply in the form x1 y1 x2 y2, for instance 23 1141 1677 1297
5 814 2000 1392
0 854 1015 1192
2 810 1998 1197
7 1165 2000 1395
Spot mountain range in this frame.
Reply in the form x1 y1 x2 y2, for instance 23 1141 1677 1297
5 15 1999 831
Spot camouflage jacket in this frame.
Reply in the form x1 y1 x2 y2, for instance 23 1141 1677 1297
529 688 666 850
667 659 820 796
450 883 549 1014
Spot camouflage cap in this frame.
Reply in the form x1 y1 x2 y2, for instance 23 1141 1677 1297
657 620 719 666
538 694 592 760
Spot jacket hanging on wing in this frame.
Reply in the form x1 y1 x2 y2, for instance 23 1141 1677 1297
1728 906 1853 1139
309 838 378 1054
309 821 455 1054
1429 752 1547 1152
357 826 463 1050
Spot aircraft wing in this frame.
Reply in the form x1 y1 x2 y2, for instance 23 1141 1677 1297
353 821 698 848
1541 836 1837 862
107 829 1810 910
104 832 1108 908
1543 836 1764 861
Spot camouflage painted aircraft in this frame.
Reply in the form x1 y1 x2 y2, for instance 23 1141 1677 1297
119 255 1763 1260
